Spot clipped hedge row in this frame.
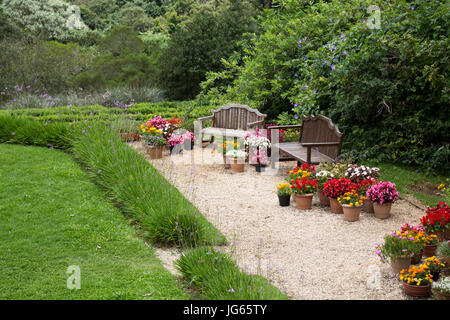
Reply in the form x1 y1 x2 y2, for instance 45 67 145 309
175 247 288 300
0 102 216 125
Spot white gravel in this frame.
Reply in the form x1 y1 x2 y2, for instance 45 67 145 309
131 142 427 300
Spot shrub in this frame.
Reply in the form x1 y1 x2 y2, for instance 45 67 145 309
366 181 399 204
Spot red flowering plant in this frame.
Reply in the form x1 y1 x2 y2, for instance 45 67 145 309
290 176 318 195
322 178 358 199
356 177 378 196
286 163 316 182
420 202 450 234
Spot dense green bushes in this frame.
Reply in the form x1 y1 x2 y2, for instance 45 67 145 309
201 0 450 173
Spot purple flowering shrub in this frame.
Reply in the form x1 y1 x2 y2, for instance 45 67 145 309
367 181 399 204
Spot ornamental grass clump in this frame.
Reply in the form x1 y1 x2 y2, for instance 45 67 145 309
175 247 287 300
366 181 399 204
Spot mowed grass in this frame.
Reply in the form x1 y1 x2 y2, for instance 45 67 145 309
0 144 189 299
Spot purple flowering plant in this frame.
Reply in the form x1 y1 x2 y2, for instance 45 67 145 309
367 181 399 204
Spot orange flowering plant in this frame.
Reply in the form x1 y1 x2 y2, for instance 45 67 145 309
286 163 315 182
337 190 366 207
424 256 445 274
399 263 433 286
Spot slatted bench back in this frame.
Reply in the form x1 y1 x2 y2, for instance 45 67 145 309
299 115 343 161
212 104 266 130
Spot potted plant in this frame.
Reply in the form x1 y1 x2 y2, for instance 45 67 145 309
182 131 195 150
344 164 380 182
423 234 440 257
438 240 450 266
356 177 378 213
424 256 445 281
420 201 450 241
226 149 247 173
337 190 366 222
286 163 315 182
276 182 291 207
244 129 271 172
218 141 234 169
141 123 167 159
167 133 184 154
322 178 357 214
366 181 399 219
400 223 427 264
315 170 334 207
399 264 433 297
432 277 450 300
290 176 318 210
375 231 421 274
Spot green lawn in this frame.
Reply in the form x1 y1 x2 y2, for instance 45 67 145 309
0 143 189 299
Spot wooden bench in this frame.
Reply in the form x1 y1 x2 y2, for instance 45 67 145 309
197 104 267 142
269 114 343 165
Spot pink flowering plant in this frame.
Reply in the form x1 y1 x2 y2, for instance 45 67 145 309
375 230 422 263
366 181 399 204
167 133 184 147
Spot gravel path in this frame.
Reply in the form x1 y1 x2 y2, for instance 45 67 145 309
131 142 427 300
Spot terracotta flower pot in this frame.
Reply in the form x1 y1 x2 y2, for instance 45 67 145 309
411 250 423 265
119 132 140 142
294 193 314 210
363 199 374 213
229 158 245 173
444 229 450 240
342 205 362 222
433 289 450 300
328 197 343 214
443 255 450 266
317 189 330 207
278 195 290 207
423 244 438 257
145 145 164 159
390 256 411 274
431 231 446 242
402 282 431 297
373 202 392 219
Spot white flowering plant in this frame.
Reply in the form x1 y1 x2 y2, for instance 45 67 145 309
344 164 380 182
315 170 334 190
226 149 247 159
432 277 450 294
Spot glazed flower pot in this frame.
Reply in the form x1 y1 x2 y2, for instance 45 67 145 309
423 244 438 257
255 164 267 173
146 145 164 159
229 159 245 173
317 189 330 207
363 199 374 213
329 197 343 214
390 256 411 274
223 155 231 169
373 202 392 219
411 250 423 265
342 205 362 222
402 282 431 297
278 195 290 207
294 194 314 210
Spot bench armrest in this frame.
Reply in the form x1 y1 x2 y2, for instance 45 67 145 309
268 125 302 130
197 115 214 122
301 142 341 147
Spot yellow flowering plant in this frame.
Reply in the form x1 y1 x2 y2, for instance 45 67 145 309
276 183 291 196
140 123 166 147
399 264 433 286
337 190 365 207
424 256 445 274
